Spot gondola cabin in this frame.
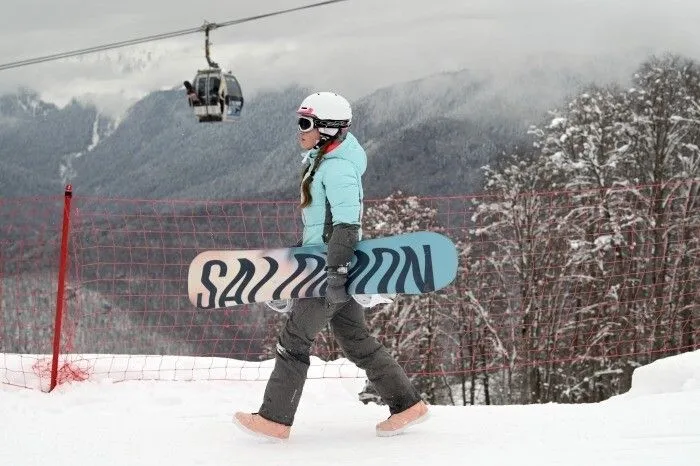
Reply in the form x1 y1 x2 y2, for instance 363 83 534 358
185 69 243 122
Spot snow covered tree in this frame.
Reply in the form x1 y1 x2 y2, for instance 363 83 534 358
526 85 643 401
623 55 700 364
468 54 700 404
440 233 504 405
468 149 576 403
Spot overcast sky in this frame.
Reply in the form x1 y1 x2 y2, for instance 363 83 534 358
1 0 699 116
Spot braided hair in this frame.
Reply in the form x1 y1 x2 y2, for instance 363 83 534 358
299 138 336 208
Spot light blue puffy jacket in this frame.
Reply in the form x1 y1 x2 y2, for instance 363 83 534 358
301 132 366 245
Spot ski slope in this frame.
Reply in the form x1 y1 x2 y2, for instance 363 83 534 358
1 351 699 466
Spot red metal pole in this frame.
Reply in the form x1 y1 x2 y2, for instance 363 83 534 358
50 185 73 392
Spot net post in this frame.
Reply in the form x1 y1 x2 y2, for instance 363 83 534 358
49 185 73 392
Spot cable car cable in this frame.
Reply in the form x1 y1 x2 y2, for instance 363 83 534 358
0 0 349 72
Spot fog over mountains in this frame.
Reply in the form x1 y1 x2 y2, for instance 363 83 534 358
1 64 593 201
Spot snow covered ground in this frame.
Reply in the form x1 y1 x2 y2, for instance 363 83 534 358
1 351 699 466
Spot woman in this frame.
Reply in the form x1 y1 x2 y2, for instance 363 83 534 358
234 92 428 441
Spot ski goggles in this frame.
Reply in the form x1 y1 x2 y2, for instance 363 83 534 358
297 116 350 133
297 116 316 133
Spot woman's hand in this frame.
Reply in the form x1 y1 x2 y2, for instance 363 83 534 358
325 266 350 305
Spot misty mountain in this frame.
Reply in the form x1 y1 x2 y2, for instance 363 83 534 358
0 89 114 197
0 68 552 202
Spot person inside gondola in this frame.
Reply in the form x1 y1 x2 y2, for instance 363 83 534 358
183 81 200 106
209 77 223 111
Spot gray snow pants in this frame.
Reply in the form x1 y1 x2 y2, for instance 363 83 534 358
257 297 422 426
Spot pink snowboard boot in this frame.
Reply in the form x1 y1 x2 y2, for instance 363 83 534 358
233 412 291 441
375 401 429 437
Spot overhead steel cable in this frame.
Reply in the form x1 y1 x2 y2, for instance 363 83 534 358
0 0 349 71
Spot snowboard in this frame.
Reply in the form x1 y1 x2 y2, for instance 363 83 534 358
187 231 458 309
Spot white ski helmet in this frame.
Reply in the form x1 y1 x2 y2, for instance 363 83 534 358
296 92 352 136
